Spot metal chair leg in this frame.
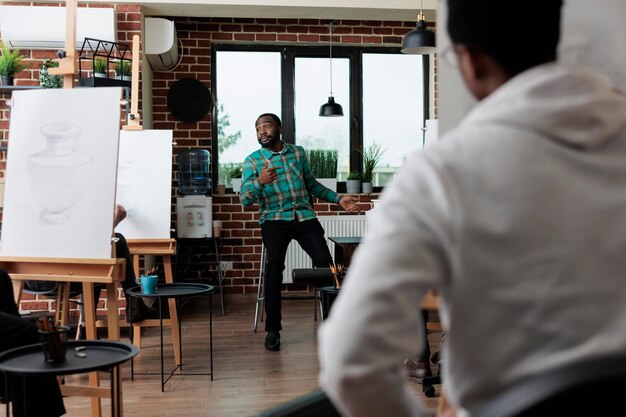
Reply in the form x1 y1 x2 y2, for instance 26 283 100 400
253 244 266 333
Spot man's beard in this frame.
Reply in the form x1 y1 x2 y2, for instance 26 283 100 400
259 135 279 149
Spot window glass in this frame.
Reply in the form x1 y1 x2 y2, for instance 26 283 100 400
215 51 282 186
294 57 350 180
362 53 424 186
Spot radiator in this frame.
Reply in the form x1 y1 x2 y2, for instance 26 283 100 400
283 215 367 283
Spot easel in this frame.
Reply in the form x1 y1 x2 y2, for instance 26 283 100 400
116 37 182 365
126 238 181 365
0 2 125 416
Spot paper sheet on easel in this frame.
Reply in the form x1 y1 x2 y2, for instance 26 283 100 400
424 119 438 149
0 88 122 258
114 130 173 239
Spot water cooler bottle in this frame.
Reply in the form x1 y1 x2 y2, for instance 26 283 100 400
176 150 213 238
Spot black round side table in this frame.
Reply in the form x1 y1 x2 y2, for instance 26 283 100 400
0 340 138 417
126 282 215 391
317 286 340 320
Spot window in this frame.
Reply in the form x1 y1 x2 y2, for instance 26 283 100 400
213 45 428 190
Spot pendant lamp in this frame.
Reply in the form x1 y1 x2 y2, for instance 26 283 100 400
319 20 344 117
401 0 436 54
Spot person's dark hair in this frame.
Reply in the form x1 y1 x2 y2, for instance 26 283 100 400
257 113 282 127
447 0 563 76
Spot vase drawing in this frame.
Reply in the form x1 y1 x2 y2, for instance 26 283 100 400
28 123 93 225
116 160 147 217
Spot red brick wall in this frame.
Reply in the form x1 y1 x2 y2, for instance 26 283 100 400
1 8 434 317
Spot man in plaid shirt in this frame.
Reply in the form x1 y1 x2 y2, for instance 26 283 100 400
241 113 357 351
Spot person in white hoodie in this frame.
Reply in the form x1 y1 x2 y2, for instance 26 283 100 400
319 0 626 416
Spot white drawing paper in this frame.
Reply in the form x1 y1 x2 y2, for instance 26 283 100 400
114 130 173 239
1 87 122 259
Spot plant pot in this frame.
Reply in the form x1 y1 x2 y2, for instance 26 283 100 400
94 72 107 78
231 178 242 194
317 178 337 192
346 179 361 194
115 75 131 81
1 75 14 86
362 182 373 193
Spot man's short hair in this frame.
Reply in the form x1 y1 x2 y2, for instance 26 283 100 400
257 113 282 127
447 0 563 76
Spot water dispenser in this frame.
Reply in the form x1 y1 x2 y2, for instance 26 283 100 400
176 149 213 238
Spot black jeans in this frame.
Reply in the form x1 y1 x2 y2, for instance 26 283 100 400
261 218 333 331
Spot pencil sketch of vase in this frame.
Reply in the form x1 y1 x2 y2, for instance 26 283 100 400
28 123 93 225
116 160 147 217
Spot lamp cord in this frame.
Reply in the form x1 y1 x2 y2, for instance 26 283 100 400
329 20 334 96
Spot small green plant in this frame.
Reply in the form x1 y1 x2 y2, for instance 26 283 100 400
359 142 385 183
39 58 62 88
229 166 243 179
0 42 28 77
114 60 131 76
306 149 338 178
93 58 108 74
347 171 361 180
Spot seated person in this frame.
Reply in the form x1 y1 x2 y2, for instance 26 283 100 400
113 204 158 323
0 269 66 417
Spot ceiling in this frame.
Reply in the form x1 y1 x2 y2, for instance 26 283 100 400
110 0 438 21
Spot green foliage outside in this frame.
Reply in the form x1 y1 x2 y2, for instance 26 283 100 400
359 142 386 183
217 103 241 153
39 59 62 88
306 149 338 178
0 42 28 77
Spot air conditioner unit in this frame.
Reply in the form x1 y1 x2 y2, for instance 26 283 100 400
145 17 179 71
0 6 116 50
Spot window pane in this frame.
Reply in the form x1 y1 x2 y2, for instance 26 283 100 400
216 51 282 186
363 53 424 186
294 57 350 180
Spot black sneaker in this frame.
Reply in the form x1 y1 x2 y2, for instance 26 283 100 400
264 330 280 351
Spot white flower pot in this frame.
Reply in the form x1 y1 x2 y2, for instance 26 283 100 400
362 182 373 193
317 178 337 192
231 178 242 194
346 180 361 194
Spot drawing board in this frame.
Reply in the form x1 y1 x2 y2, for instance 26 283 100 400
114 130 173 239
1 87 122 258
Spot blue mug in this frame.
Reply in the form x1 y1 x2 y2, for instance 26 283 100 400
136 275 158 295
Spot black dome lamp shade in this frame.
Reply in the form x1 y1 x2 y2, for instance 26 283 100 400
167 78 212 123
401 0 436 55
319 20 344 117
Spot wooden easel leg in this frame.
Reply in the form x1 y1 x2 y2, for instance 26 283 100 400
12 280 24 305
164 255 181 365
106 282 120 340
55 282 70 326
132 254 143 348
82 282 102 417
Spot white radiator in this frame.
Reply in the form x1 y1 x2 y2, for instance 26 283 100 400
283 215 367 283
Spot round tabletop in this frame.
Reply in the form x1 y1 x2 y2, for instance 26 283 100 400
0 340 138 376
126 282 215 299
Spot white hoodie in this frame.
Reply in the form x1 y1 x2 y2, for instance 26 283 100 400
319 63 626 416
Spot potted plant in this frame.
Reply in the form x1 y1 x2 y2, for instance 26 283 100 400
306 149 338 191
93 58 108 78
346 171 361 194
0 42 28 86
230 166 243 194
39 58 63 89
114 60 131 81
359 142 385 193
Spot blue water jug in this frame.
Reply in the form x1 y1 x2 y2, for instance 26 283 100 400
178 149 211 195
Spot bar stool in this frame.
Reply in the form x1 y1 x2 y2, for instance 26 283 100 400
252 244 321 332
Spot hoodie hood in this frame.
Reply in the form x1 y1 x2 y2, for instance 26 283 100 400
461 63 626 149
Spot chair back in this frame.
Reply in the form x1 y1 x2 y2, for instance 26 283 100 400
473 353 626 417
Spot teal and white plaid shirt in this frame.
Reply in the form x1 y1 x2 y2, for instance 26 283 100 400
241 143 340 224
